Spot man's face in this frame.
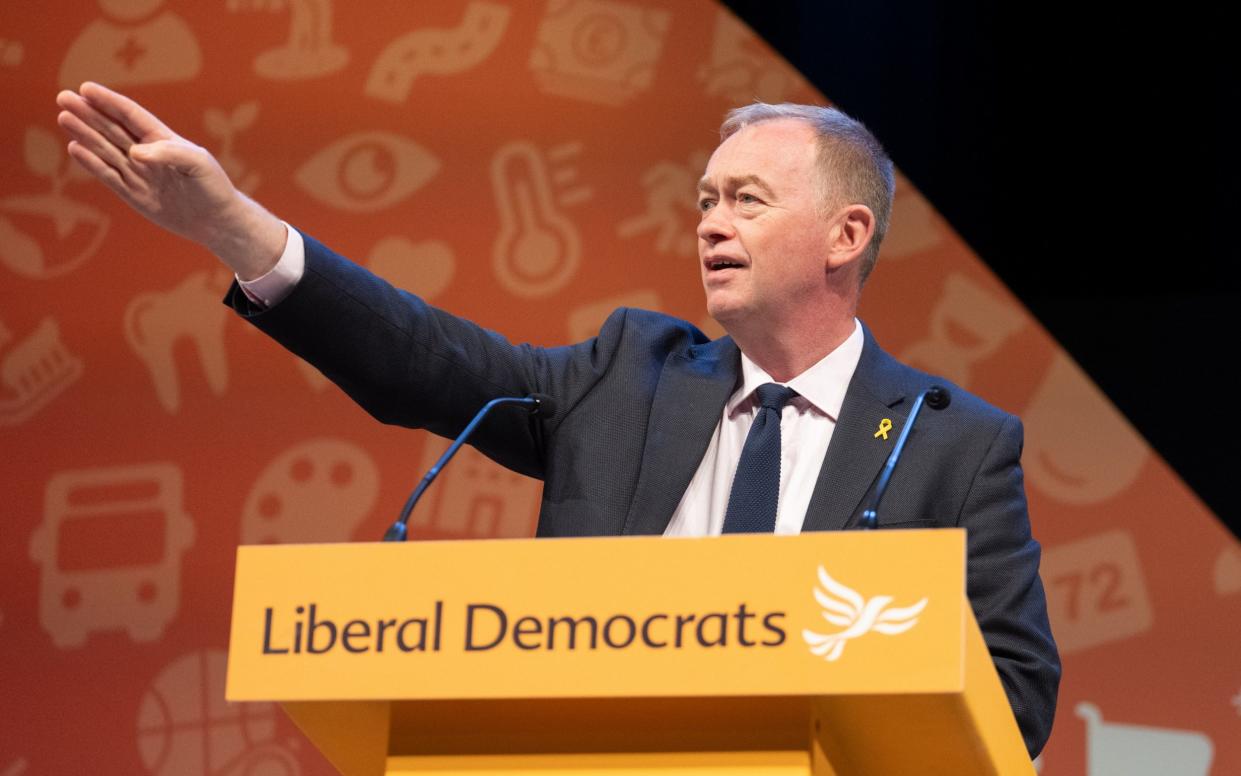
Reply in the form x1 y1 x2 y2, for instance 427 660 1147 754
697 119 833 330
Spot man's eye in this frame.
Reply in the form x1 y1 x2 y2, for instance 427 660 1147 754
738 193 760 204
698 199 716 212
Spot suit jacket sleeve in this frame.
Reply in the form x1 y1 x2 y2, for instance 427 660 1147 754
957 412 1060 757
223 230 631 479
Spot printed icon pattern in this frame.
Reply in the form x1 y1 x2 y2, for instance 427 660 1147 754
294 131 440 212
3 1 1237 773
137 650 299 776
491 140 592 298
1 126 110 280
898 272 1027 387
409 437 540 539
227 0 348 80
204 102 263 194
565 289 660 340
0 38 23 67
28 463 195 648
617 151 710 257
1214 546 1241 596
530 0 671 105
366 2 512 102
0 316 83 427
567 289 661 341
1077 703 1214 775
241 438 380 545
1041 530 1153 654
698 10 810 103
0 759 28 776
124 271 233 414
366 236 456 301
59 1 202 88
1023 352 1148 505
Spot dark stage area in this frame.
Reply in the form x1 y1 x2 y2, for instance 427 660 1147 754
725 0 1239 536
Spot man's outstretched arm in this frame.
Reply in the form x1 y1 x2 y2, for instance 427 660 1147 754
55 82 286 280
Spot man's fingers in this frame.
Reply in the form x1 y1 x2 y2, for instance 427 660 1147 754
66 140 131 200
57 88 141 155
57 109 143 188
79 81 172 142
130 139 208 176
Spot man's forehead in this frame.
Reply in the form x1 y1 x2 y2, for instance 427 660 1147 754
712 118 817 156
696 173 774 194
698 121 819 195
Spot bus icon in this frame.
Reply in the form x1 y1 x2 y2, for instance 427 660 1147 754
29 462 195 648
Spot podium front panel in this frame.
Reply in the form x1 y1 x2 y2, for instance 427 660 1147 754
227 530 966 702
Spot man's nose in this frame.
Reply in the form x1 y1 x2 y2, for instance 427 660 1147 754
697 205 734 245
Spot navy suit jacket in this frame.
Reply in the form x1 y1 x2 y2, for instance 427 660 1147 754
228 230 1060 755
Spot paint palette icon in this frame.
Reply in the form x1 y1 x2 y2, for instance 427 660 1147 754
241 439 380 545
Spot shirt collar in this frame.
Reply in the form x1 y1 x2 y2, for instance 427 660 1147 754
727 318 864 421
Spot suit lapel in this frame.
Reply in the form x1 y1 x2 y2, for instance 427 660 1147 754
802 325 914 532
622 337 740 535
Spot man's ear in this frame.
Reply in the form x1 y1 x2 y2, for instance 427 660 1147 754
825 204 876 271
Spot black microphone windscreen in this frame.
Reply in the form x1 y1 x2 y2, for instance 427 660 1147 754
529 393 557 416
926 385 951 411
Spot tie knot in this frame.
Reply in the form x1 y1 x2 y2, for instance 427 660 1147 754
753 383 797 412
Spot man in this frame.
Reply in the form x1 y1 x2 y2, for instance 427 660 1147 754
55 83 1059 755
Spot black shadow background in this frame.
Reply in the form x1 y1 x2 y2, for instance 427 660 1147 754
723 0 1239 537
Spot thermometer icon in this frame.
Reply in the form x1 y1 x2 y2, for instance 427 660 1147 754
491 141 592 298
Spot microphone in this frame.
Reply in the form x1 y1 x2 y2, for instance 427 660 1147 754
382 393 555 541
859 385 951 530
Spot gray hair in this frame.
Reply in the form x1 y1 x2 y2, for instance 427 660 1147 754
721 103 895 284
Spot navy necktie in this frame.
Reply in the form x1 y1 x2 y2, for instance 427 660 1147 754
722 383 799 533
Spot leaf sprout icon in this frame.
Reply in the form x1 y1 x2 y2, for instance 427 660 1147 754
0 126 110 280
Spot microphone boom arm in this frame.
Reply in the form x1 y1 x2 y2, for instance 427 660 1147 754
382 395 546 542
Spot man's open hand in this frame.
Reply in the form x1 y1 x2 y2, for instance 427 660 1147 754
56 82 285 279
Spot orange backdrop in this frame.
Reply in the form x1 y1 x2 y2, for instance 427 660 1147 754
1 2 1238 774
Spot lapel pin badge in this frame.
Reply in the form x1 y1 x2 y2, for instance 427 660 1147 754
874 418 892 440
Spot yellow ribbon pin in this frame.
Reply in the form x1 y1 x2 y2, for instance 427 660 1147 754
874 418 892 440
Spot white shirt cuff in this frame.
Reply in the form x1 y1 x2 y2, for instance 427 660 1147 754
237 223 305 308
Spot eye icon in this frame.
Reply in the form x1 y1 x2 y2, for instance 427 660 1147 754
295 131 440 212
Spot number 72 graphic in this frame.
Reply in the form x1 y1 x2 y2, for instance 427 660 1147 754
1042 529 1153 654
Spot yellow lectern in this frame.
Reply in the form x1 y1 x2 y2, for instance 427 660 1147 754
226 530 1034 775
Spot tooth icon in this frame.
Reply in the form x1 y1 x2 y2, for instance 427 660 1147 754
123 271 230 414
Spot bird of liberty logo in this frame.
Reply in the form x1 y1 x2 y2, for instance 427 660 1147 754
802 566 928 661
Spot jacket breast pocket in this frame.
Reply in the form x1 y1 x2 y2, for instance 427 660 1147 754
874 518 941 529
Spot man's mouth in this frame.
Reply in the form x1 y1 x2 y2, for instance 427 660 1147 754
705 257 746 271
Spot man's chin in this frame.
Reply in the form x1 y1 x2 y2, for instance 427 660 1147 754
705 299 746 328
